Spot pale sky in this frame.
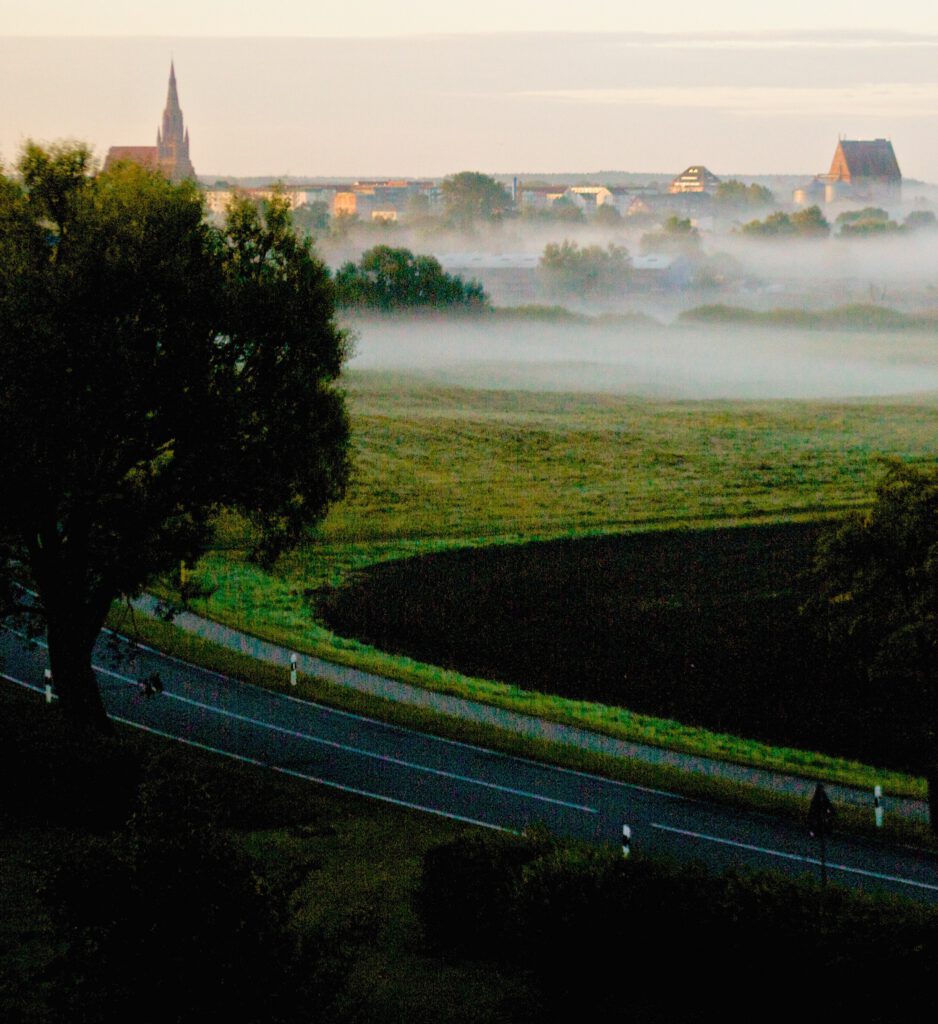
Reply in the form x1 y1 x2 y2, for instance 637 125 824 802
3 5 938 180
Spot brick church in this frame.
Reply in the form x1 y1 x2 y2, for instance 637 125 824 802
104 63 196 182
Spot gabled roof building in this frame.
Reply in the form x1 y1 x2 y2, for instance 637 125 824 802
104 63 195 182
794 138 901 206
669 166 721 194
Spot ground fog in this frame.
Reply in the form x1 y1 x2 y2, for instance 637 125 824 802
346 317 938 400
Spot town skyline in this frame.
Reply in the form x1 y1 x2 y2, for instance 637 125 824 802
4 31 938 180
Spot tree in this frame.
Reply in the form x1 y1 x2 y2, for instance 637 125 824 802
805 461 938 825
440 171 512 228
741 206 830 239
789 204 830 237
904 210 938 233
640 215 700 253
0 142 350 730
538 240 630 294
714 180 775 210
334 245 488 310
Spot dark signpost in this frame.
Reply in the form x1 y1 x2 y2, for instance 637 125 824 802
808 782 836 888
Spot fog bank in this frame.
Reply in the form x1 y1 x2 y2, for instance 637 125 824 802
345 317 938 400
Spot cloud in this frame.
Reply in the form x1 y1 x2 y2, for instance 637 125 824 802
516 82 938 117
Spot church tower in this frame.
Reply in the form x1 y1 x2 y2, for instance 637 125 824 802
156 62 196 182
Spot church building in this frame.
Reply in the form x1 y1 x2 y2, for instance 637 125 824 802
105 63 196 182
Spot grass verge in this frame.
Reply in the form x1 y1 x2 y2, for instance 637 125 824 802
143 565 924 803
106 603 934 847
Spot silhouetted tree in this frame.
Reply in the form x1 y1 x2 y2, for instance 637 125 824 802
805 461 938 825
0 142 349 730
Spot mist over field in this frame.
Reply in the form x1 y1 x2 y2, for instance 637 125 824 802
345 317 938 400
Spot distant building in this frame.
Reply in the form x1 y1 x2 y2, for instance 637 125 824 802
794 138 901 206
105 63 195 182
669 166 721 194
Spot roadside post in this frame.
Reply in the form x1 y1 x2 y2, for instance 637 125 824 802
622 824 632 859
808 782 836 889
874 785 884 829
290 653 298 687
44 669 53 704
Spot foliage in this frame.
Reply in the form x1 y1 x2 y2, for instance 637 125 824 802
291 199 331 235
333 244 488 310
440 171 512 227
713 179 775 209
538 239 630 293
805 462 938 802
741 204 830 238
415 829 938 1019
39 761 318 1024
0 142 349 727
592 201 622 224
640 214 701 252
837 206 900 237
905 210 938 232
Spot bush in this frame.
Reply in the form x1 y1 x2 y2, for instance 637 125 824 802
415 830 938 1019
413 828 550 956
39 762 320 1024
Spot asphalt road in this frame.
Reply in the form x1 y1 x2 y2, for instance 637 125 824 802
5 623 938 905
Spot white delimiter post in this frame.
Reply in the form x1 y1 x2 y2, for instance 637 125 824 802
290 653 298 687
874 785 884 829
44 669 53 704
622 824 632 858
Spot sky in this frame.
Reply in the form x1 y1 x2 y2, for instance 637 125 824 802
3 3 938 180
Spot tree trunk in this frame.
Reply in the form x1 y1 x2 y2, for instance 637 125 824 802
46 610 112 734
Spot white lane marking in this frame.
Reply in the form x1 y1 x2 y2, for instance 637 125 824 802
0 670 512 833
651 823 938 893
3 621 678 804
22 643 597 816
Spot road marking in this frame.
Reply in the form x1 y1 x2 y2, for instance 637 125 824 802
650 822 938 893
0 669 512 833
3 621 675 805
1 633 597 816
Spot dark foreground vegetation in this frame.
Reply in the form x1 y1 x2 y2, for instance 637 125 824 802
318 520 928 772
5 682 937 1024
416 829 938 1022
0 686 527 1024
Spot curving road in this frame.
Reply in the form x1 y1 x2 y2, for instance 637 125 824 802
4 622 938 905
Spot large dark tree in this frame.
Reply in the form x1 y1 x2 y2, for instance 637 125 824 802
806 461 938 824
0 143 350 730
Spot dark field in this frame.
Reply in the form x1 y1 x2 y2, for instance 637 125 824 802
319 521 927 772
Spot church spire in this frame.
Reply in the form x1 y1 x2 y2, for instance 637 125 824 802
156 61 195 182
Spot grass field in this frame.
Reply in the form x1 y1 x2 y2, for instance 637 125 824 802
165 371 938 788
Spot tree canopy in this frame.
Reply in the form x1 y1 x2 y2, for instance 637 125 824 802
713 180 775 210
440 171 512 227
805 461 938 823
740 205 830 238
334 245 488 310
0 142 350 728
538 240 630 294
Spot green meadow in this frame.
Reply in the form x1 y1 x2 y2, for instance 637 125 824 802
170 370 938 790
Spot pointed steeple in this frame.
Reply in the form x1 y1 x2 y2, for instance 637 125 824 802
156 61 195 182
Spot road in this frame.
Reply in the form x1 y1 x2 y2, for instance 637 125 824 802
4 622 938 905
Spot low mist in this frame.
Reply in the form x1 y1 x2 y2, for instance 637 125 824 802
345 317 938 401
